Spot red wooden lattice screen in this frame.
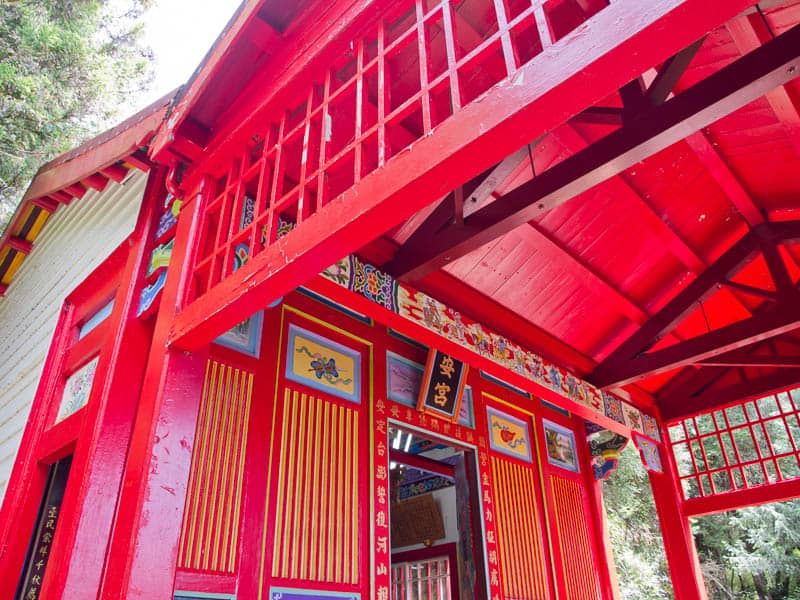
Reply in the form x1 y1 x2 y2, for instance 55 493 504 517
668 387 800 500
392 556 452 600
190 0 608 301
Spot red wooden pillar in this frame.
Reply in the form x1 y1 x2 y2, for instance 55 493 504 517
43 168 167 599
586 475 621 600
100 179 209 600
649 431 708 600
578 425 620 600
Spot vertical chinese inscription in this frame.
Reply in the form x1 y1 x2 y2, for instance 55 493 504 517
417 350 469 422
16 456 72 600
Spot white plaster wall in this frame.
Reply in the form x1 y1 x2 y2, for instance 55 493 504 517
0 170 146 502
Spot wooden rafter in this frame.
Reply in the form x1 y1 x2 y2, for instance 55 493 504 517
589 221 800 389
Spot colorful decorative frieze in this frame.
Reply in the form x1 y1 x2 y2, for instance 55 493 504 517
322 256 658 439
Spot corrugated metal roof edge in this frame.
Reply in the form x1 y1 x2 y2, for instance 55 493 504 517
0 91 177 295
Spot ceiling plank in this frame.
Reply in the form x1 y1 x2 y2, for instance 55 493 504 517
387 24 800 279
727 12 800 157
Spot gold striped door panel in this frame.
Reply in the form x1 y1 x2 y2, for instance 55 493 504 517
271 387 360 585
178 359 254 573
550 475 602 600
491 456 550 599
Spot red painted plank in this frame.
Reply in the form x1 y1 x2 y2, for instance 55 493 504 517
31 197 59 213
83 172 110 192
6 236 33 254
684 477 800 517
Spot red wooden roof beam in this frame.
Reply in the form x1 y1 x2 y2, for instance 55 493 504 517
101 164 129 183
31 197 59 213
6 237 33 254
83 172 110 192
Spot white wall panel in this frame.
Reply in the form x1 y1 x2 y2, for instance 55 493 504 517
0 170 146 502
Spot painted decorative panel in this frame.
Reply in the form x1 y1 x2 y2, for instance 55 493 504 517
215 311 264 358
487 407 532 463
550 476 602 600
268 588 359 600
286 325 361 404
178 359 254 574
271 388 359 584
386 352 424 407
56 357 99 423
542 420 580 473
491 456 549 599
634 434 664 474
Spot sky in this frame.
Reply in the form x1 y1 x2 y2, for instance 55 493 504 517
133 0 244 114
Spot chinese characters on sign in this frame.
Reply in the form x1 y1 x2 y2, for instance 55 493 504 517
17 456 72 600
417 350 469 422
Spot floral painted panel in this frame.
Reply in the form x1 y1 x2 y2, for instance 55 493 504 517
56 357 99 423
285 324 361 403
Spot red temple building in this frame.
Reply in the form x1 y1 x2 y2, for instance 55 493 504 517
1 1 800 598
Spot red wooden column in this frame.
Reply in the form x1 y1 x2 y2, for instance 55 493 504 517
43 168 167 599
649 430 708 600
586 475 621 600
100 179 210 600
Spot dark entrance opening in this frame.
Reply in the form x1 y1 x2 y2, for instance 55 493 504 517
387 426 487 600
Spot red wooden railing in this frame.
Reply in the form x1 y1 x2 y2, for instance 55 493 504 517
188 0 606 302
668 387 800 506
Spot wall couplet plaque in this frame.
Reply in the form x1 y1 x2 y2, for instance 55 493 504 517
16 455 73 600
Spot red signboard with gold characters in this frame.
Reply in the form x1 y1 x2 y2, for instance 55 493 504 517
416 350 469 423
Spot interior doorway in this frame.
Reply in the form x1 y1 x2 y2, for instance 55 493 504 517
387 425 487 600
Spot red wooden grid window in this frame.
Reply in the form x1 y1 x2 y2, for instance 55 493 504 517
668 388 800 500
392 556 452 600
189 0 608 301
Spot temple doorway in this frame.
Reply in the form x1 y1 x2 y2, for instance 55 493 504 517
387 425 488 600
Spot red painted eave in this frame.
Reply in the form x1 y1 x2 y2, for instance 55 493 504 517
148 0 263 161
22 92 173 203
0 92 174 292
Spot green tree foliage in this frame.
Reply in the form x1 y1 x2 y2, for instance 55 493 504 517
604 444 800 599
603 444 675 600
693 500 800 599
0 0 154 232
